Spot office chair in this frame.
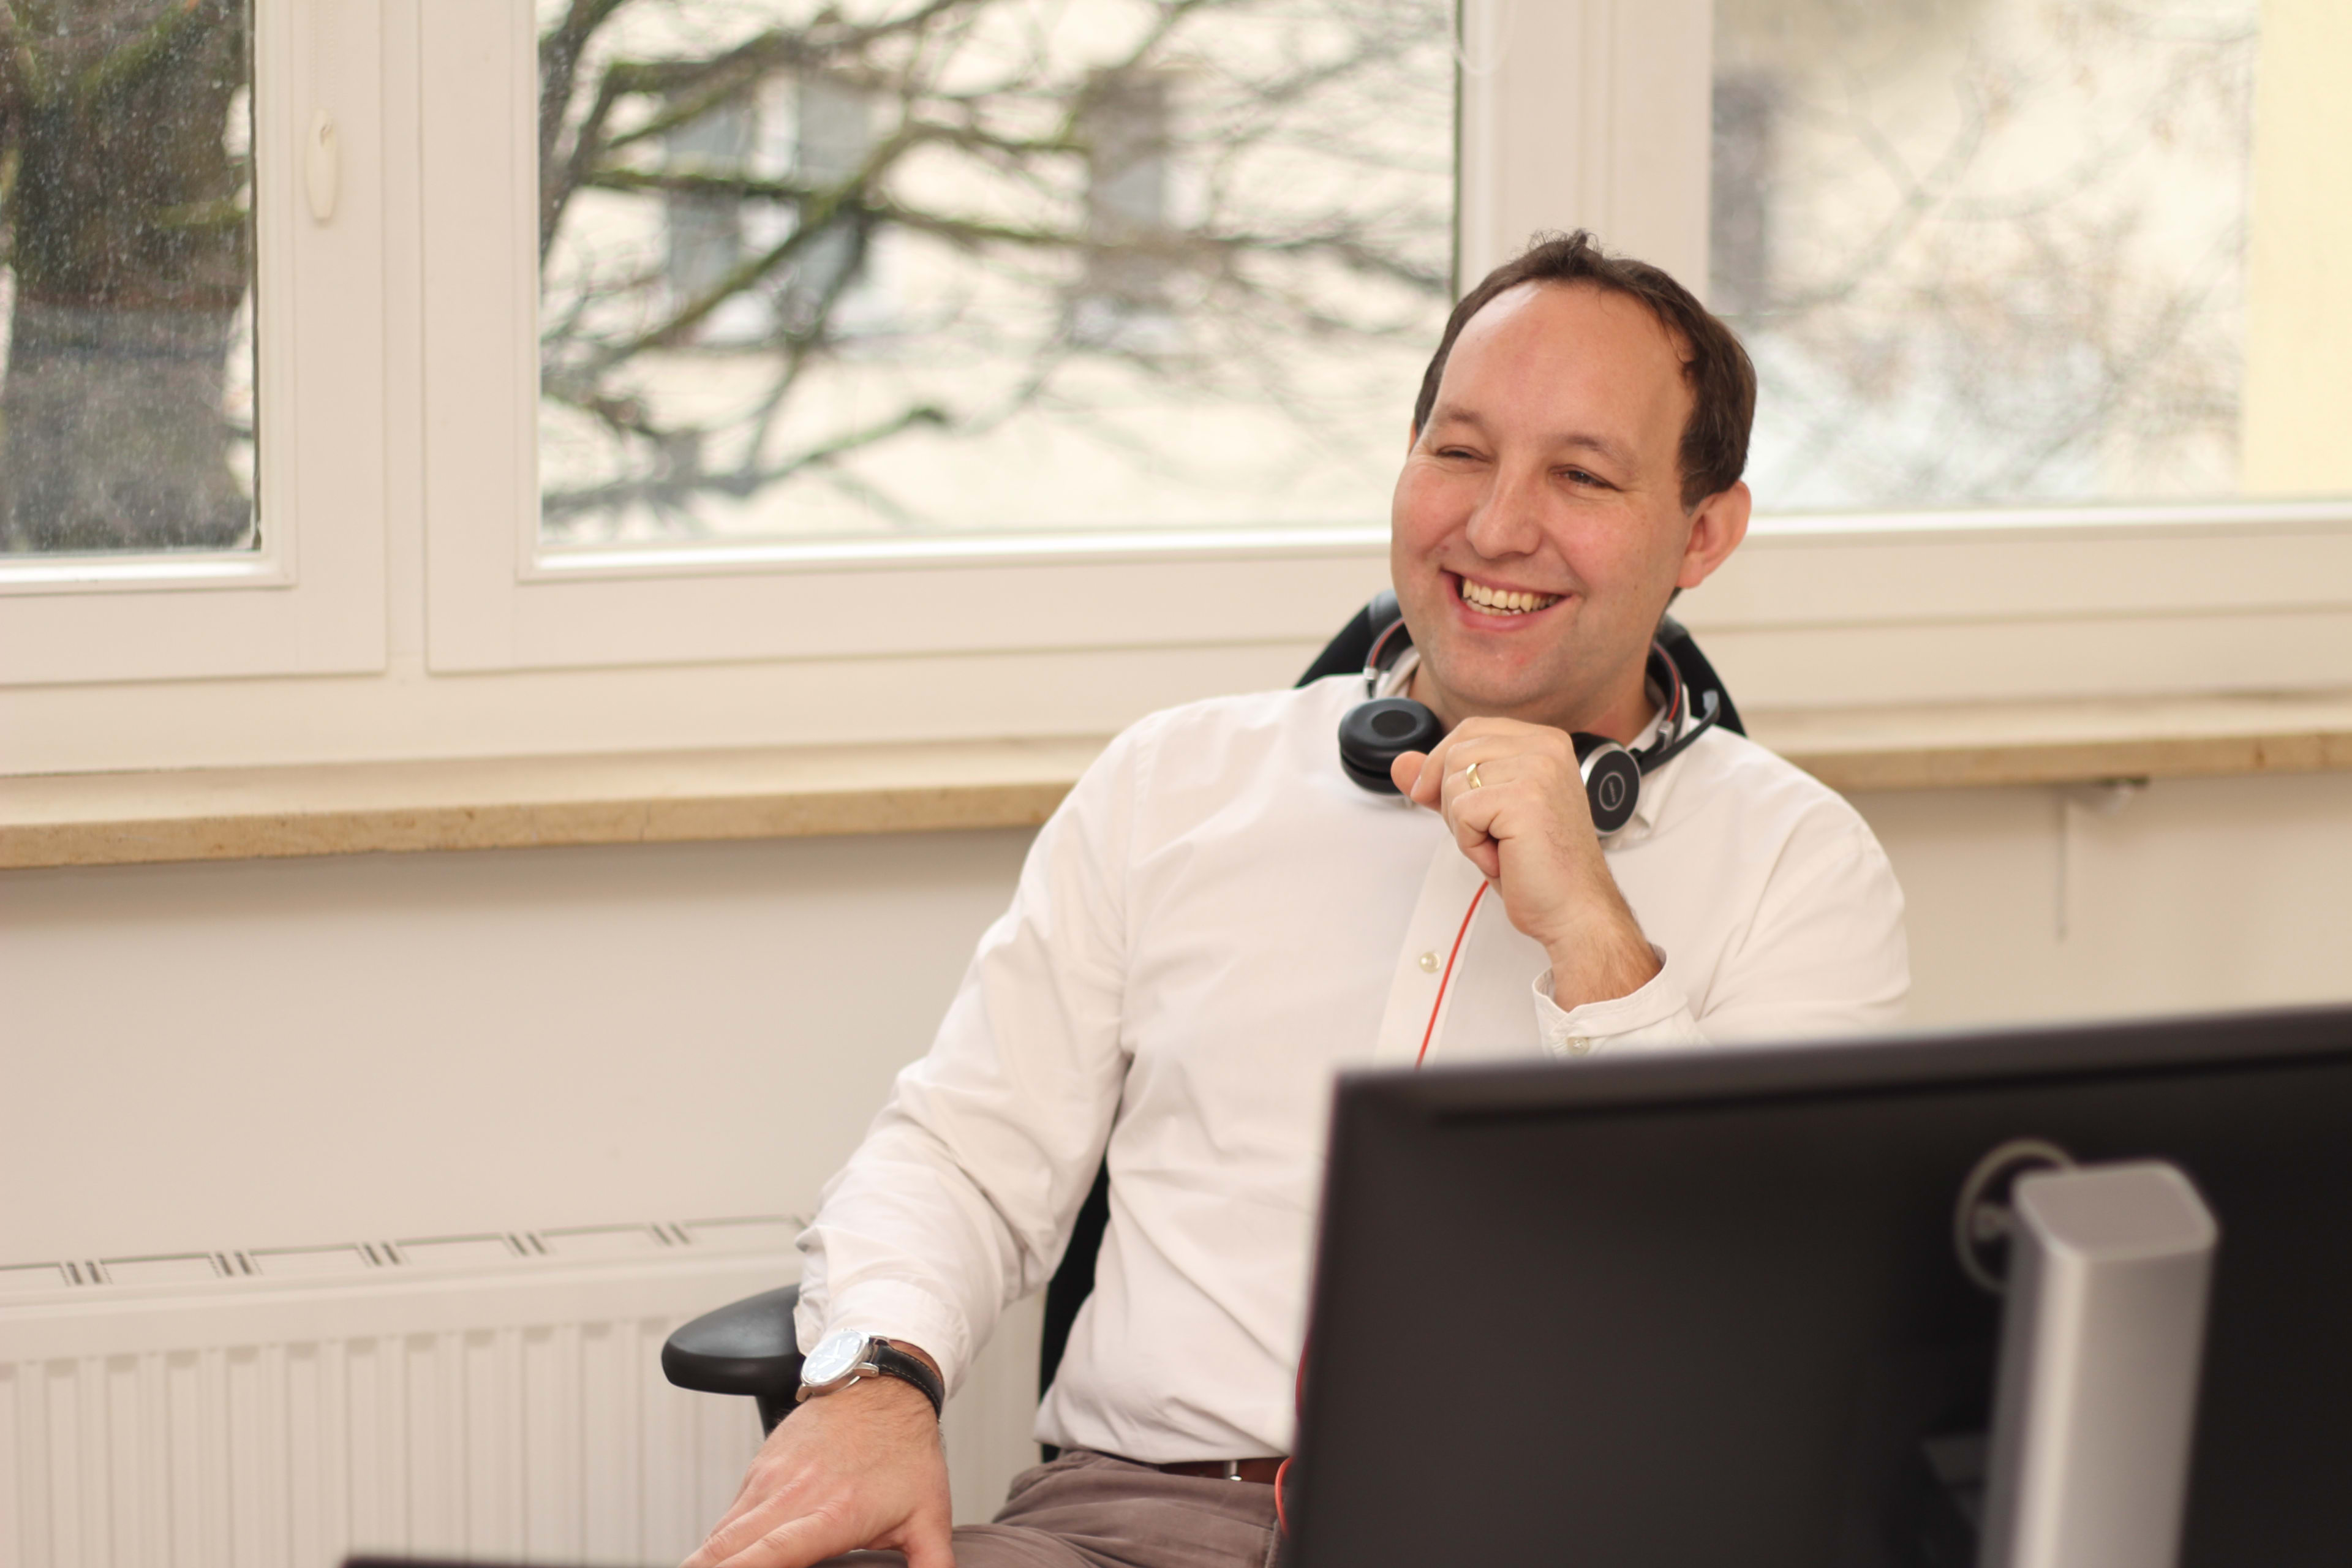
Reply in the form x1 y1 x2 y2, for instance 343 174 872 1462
658 595 1742 1434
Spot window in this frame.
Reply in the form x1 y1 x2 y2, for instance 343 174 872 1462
1661 0 2352 712
531 1 1456 548
1710 0 2349 513
1 1 258 554
6 0 2345 774
0 0 387 691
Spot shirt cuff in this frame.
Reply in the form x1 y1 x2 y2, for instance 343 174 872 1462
796 1277 976 1396
1532 946 1706 1057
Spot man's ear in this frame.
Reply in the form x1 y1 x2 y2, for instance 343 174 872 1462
1406 421 1420 453
1676 480 1751 592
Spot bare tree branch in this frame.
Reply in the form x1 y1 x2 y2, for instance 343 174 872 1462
535 0 1453 539
544 399 950 522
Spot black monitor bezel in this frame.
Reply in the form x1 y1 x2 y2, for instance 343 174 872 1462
1291 1002 2352 1566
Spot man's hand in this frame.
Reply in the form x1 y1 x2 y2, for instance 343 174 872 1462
682 1355 952 1568
1394 717 1660 1009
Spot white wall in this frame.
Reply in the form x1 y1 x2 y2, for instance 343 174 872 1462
1864 771 2352 1027
6 771 2350 1531
0 829 1033 1265
8 772 2351 1268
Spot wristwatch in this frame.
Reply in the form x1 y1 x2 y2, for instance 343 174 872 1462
796 1329 946 1419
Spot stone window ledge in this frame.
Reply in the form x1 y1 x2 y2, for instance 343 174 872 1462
6 692 2350 870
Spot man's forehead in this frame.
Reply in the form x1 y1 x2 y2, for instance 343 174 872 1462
1433 281 1693 447
1454 280 1691 380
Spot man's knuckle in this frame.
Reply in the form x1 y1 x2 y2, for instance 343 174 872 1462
699 1519 752 1560
756 1506 837 1556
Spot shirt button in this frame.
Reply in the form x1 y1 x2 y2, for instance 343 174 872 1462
1417 951 1439 973
1562 1036 1594 1057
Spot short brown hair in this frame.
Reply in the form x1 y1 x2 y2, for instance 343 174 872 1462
1412 231 1757 509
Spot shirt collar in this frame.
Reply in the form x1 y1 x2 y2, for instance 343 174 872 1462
1619 703 1676 839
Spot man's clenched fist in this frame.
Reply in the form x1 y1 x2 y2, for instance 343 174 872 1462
1394 716 1660 1009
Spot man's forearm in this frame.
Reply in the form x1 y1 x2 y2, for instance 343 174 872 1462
1541 889 1662 1011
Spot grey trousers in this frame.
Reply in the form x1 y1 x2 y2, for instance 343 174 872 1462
824 1449 1284 1568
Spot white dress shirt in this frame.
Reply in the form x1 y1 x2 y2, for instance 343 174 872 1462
794 672 1909 1461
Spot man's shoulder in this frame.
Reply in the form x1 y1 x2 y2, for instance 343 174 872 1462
1665 725 1877 843
1106 677 1358 771
1068 676 1372 839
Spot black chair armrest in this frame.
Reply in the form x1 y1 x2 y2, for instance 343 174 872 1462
663 1283 806 1433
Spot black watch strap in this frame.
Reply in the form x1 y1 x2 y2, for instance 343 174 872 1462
864 1338 945 1419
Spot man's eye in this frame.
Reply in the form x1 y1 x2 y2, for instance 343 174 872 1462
1562 467 1611 488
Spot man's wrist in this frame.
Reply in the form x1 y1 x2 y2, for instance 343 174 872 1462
799 1332 946 1419
1542 920 1662 1011
832 1366 938 1417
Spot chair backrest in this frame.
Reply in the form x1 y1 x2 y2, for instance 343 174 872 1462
1037 1163 1112 1401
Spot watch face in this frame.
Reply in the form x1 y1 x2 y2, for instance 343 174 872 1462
802 1329 867 1387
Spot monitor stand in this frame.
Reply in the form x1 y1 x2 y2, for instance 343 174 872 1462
1977 1161 2218 1568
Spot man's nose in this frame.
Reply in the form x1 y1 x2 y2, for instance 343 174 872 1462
1462 462 1547 557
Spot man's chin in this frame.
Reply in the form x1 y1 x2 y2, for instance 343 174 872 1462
1414 662 1579 728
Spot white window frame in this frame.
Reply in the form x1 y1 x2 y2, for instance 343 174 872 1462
0 0 388 688
420 0 2352 701
416 0 1402 675
2 0 2345 774
1451 0 2352 707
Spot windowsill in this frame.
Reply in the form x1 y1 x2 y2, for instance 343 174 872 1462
1744 689 2352 791
5 691 2350 870
0 738 1107 870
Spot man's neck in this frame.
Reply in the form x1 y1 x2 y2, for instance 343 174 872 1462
1404 658 1657 744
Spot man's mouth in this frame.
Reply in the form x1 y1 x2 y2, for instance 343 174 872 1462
1456 575 1563 616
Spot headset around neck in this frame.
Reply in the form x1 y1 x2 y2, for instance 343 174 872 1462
1333 590 1728 835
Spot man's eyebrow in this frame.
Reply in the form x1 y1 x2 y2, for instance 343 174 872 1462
1421 403 1490 434
1425 405 1639 471
1550 432 1639 470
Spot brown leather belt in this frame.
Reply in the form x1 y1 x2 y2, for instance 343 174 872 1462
1145 1457 1284 1484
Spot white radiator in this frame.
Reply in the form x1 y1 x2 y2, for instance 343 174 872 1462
1 1221 1042 1568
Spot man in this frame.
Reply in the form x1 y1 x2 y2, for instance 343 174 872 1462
686 232 1909 1568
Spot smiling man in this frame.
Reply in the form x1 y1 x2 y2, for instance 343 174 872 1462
687 233 1908 1568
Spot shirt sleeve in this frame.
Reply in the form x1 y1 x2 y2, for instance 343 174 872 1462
1531 948 1705 1055
1529 808 1910 1055
791 721 1148 1394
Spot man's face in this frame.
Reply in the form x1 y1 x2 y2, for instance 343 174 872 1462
1390 281 1747 737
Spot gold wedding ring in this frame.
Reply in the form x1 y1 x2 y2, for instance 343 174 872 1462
1465 760 1485 790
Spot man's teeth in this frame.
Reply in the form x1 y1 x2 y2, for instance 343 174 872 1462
1459 579 1562 614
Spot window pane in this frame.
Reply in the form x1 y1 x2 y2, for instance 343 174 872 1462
0 2 258 554
535 0 1453 546
1710 0 2340 514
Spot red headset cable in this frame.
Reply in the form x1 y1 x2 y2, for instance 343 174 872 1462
1416 880 1488 1067
1283 878 1488 1531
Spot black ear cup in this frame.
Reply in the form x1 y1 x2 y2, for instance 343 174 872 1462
1574 739 1643 834
1336 697 1445 794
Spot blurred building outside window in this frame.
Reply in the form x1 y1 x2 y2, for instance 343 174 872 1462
1071 67 1182 352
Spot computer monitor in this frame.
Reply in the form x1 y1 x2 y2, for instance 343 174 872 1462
1286 1004 2352 1568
